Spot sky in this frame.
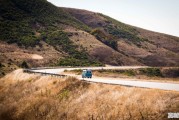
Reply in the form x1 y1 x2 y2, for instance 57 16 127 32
47 0 179 37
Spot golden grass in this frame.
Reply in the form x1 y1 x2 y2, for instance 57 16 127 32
0 69 179 120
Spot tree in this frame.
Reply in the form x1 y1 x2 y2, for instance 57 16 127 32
21 61 29 68
0 63 2 68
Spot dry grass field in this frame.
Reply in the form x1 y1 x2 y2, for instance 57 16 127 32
0 69 179 120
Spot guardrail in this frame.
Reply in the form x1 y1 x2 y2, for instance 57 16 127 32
23 69 67 78
29 66 103 70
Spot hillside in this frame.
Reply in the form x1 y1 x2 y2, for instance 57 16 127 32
0 0 179 76
64 8 179 66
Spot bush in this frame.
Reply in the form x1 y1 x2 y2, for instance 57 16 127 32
99 13 137 34
2 72 5 76
21 61 29 68
57 57 103 67
98 14 149 46
44 31 89 59
0 63 3 68
97 69 136 76
91 28 118 50
139 68 163 77
161 68 179 78
124 70 135 76
57 89 70 100
106 25 145 46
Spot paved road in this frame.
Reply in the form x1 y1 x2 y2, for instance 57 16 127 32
31 66 179 91
31 66 148 73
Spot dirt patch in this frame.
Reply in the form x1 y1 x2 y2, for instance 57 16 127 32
31 54 43 60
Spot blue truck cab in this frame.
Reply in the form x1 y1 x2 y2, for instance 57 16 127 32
82 69 92 78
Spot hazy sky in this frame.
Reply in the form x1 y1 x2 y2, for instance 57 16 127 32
48 0 179 37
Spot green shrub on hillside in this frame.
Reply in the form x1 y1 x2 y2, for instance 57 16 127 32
0 0 90 47
21 61 29 68
0 63 3 68
97 69 136 76
139 68 163 77
0 20 39 47
99 13 137 34
58 57 103 67
124 70 135 76
41 30 103 66
99 14 149 47
43 31 87 59
106 25 146 46
58 57 84 66
57 89 70 100
91 28 118 50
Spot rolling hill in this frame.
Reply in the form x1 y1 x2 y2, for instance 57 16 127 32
0 0 179 76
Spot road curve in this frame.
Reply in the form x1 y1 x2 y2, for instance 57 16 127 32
30 66 179 92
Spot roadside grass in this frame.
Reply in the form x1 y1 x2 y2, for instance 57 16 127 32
0 69 179 120
65 67 179 82
95 68 178 79
95 68 163 77
139 68 163 77
65 68 161 77
64 69 82 75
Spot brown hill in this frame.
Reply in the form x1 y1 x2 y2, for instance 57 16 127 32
64 8 179 67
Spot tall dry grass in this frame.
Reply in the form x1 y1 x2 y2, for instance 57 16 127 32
0 69 179 120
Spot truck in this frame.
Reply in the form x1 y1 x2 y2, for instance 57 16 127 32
82 69 92 78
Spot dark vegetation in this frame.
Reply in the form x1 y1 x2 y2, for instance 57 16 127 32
97 69 136 76
105 68 178 78
41 30 103 66
0 63 5 77
139 68 163 77
161 68 179 78
99 14 149 47
21 61 29 68
91 28 118 50
99 14 137 34
106 25 148 47
96 68 163 77
42 30 89 59
0 63 3 68
58 57 103 67
0 0 90 47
